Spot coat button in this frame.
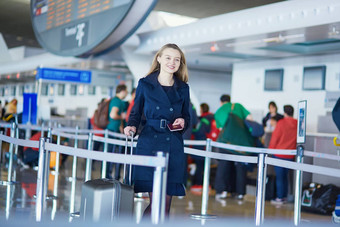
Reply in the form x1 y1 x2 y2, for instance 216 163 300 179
169 108 173 111
166 137 170 141
156 106 160 110
154 135 158 138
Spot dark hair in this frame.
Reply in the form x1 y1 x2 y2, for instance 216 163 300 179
284 105 294 117
268 101 277 111
131 88 136 95
220 94 230 103
200 103 209 113
116 84 127 94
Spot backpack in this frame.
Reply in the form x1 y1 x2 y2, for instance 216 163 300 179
94 99 111 129
206 119 220 141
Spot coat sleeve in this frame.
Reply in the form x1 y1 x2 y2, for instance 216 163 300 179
127 80 144 132
181 85 191 134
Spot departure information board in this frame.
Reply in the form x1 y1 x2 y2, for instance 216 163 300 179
31 0 157 56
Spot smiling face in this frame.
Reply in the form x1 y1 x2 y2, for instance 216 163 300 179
157 48 181 75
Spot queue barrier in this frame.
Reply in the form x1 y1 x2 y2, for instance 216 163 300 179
0 128 169 225
0 123 340 226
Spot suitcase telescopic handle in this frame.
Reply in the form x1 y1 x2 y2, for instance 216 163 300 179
123 131 134 185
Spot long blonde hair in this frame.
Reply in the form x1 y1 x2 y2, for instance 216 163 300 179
146 43 188 83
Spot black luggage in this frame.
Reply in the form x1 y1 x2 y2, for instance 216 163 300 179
80 133 135 222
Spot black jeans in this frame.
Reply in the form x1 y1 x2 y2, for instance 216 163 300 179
214 159 247 195
106 135 123 180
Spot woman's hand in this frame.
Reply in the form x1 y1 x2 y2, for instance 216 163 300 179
172 118 185 129
124 126 136 136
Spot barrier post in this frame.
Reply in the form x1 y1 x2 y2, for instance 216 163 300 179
101 129 108 178
36 137 46 222
0 122 17 186
69 126 79 216
43 128 52 201
255 152 267 226
85 133 93 182
151 151 168 224
294 145 304 226
191 138 217 219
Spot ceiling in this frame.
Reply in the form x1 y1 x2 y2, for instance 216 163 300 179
0 0 285 48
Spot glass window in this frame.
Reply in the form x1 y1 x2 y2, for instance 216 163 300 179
78 85 84 95
58 84 65 96
303 66 326 90
0 87 5 96
101 86 108 95
41 83 48 96
49 83 55 96
88 85 96 95
70 84 77 96
264 69 284 91
10 86 16 96
19 85 25 96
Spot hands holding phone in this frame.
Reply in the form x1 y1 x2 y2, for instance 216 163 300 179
168 118 185 131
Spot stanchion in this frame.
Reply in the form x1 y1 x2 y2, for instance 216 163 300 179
14 115 19 156
191 139 216 220
85 133 93 182
294 145 304 226
36 137 47 222
0 122 17 186
69 126 79 218
151 151 169 225
255 153 267 226
51 124 61 220
101 129 108 178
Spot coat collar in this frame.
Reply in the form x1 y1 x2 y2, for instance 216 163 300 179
143 71 187 89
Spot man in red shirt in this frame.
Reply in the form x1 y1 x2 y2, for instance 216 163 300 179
269 105 297 204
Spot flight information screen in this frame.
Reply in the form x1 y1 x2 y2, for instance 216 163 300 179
32 0 120 32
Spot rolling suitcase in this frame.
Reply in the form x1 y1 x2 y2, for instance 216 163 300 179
80 132 135 222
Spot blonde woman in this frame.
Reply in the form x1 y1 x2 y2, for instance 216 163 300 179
124 43 190 218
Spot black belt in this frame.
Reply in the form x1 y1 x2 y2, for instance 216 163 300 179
146 119 170 129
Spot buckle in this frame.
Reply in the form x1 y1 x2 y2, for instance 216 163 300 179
160 119 167 129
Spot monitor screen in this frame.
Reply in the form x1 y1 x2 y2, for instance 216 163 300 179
303 66 326 90
264 69 284 91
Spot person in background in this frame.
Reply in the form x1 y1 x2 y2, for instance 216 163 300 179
214 94 253 200
191 103 214 191
262 101 283 132
269 105 297 205
125 88 136 122
106 84 128 180
90 98 106 151
124 43 190 219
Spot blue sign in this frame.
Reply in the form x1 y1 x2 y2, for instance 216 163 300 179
36 67 91 83
22 93 38 125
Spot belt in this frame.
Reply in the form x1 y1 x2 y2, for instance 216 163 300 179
146 119 170 129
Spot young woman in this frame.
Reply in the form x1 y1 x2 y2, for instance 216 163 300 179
124 43 190 218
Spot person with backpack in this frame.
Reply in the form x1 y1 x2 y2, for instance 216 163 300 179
123 43 190 219
214 94 253 200
106 84 128 180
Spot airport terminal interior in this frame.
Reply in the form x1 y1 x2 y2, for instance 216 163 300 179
0 0 340 226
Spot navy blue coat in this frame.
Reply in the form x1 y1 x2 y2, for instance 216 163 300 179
128 71 190 184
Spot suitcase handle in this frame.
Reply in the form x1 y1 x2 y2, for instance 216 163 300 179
123 131 134 185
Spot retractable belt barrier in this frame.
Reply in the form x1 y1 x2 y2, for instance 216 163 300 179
1 124 340 226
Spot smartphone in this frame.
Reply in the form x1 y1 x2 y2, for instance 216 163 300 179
167 123 183 131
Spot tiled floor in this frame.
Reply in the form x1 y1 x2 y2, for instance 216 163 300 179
0 157 333 226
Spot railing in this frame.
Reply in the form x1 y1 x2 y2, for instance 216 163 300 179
0 123 339 226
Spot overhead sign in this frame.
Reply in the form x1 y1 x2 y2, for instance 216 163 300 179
36 67 91 83
30 0 158 56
